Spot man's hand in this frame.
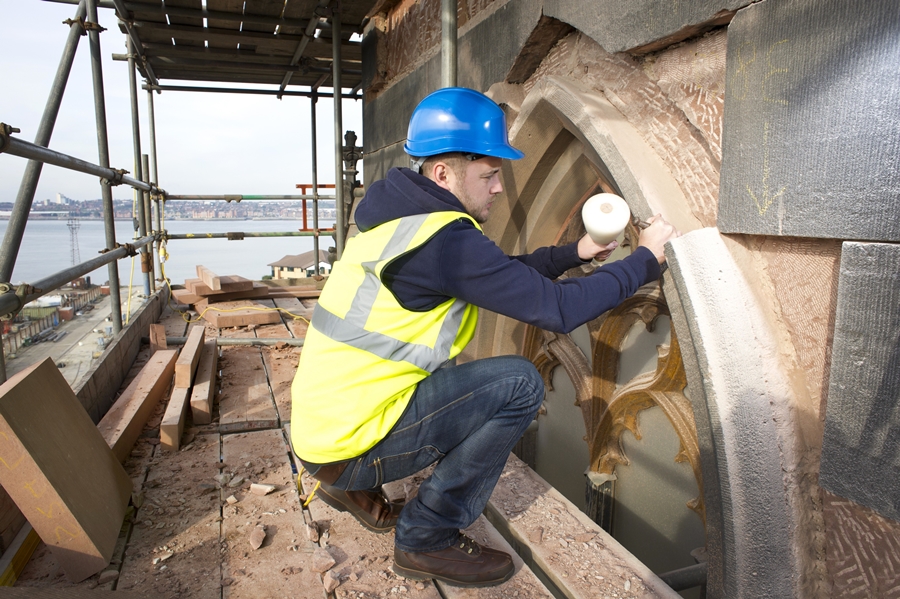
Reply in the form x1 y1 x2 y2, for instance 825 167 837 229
577 235 619 262
638 214 680 264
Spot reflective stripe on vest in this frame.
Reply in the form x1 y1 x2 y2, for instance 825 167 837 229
311 301 467 373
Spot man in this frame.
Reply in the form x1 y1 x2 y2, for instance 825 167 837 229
290 87 678 587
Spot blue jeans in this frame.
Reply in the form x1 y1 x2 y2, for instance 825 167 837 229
329 355 544 553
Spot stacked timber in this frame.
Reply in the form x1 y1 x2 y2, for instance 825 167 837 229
172 266 321 328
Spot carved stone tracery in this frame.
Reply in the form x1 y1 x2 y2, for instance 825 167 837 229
522 203 704 522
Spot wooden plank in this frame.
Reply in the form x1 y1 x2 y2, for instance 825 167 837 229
160 387 191 452
172 288 203 306
272 297 311 338
221 429 324 599
197 300 282 328
190 339 219 425
181 281 268 303
116 434 221 598
149 323 168 352
218 347 278 433
264 288 321 299
158 305 189 338
186 276 256 297
0 359 132 583
98 349 178 463
196 265 222 291
0 524 41 587
175 325 205 388
252 299 291 339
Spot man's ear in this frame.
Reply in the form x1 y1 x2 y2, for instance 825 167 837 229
429 161 455 192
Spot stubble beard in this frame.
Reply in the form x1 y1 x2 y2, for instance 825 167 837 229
457 187 491 224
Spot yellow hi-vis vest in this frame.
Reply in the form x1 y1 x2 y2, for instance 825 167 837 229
290 211 482 463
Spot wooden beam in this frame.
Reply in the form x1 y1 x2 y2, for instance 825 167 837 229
160 387 191 452
149 323 167 352
0 359 132 583
196 265 222 291
184 278 266 300
175 325 205 388
98 350 178 463
172 288 203 306
189 339 219 425
196 299 282 328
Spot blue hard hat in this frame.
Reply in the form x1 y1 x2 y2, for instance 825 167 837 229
404 87 524 160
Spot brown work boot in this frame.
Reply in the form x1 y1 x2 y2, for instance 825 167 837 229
316 482 402 534
392 534 515 587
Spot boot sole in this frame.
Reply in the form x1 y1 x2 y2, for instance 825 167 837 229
316 486 396 534
391 562 515 588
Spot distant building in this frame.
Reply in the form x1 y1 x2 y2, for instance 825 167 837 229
267 250 330 279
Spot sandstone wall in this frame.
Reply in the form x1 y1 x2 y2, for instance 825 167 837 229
361 2 900 597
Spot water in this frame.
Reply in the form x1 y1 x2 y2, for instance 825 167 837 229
0 218 336 287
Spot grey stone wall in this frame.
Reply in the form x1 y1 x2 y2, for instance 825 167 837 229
718 0 900 241
543 0 749 53
820 242 900 521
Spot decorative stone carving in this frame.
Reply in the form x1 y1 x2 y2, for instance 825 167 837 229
522 197 703 520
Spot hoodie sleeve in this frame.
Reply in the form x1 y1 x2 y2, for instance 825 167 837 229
434 221 660 333
510 242 586 279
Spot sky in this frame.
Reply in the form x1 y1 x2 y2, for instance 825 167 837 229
0 1 364 203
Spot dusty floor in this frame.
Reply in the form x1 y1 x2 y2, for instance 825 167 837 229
11 296 667 599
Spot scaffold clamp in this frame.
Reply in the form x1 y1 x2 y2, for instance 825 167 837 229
62 17 88 35
82 20 107 33
102 168 129 187
0 283 39 321
0 123 20 154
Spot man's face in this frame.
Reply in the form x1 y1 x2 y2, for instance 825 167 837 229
448 156 504 224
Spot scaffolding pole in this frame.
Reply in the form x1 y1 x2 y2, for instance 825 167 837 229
146 89 163 284
441 0 458 88
165 194 336 201
165 232 330 240
0 135 155 193
142 84 360 99
141 154 155 294
0 1 86 384
86 0 123 333
0 1 86 284
332 9 345 259
126 36 151 296
0 235 155 320
311 93 321 274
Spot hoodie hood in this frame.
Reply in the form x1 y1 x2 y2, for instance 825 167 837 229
355 167 466 232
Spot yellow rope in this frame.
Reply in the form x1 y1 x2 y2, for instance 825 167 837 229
124 192 140 326
296 466 320 507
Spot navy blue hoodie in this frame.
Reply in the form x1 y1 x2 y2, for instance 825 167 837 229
354 168 661 334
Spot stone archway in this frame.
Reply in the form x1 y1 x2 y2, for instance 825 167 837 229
460 74 810 597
